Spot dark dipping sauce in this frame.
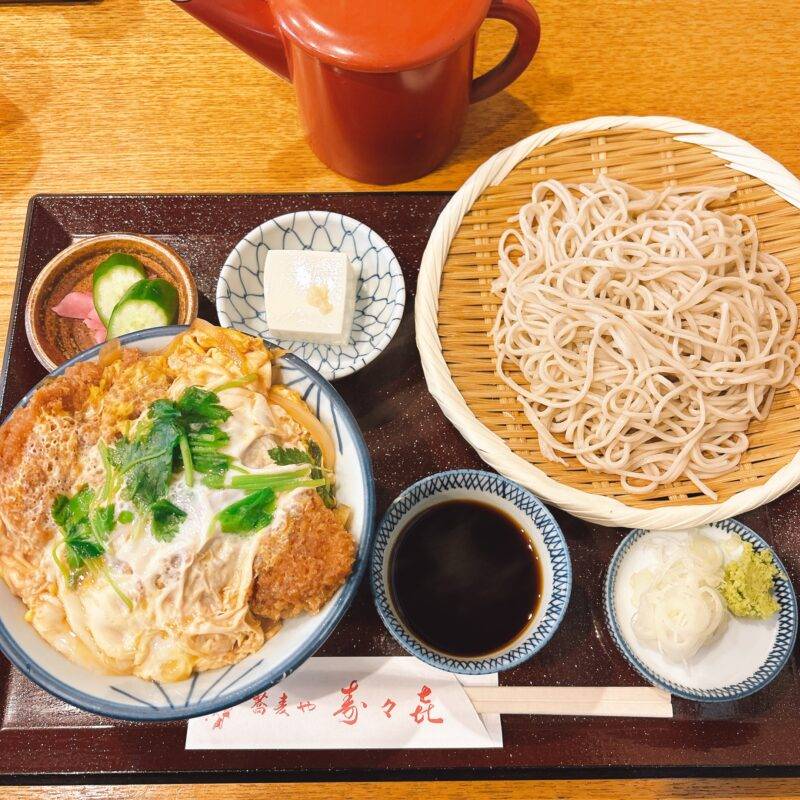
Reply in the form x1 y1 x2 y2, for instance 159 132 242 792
389 499 542 657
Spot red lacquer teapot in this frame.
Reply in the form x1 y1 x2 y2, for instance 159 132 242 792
172 0 540 184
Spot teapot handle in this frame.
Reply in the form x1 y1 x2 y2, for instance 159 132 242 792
470 0 540 103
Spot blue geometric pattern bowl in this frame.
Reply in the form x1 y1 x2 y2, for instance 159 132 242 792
371 469 572 675
604 518 798 702
0 326 375 721
217 211 405 381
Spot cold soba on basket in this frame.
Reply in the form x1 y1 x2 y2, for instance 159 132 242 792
490 175 800 501
418 117 800 530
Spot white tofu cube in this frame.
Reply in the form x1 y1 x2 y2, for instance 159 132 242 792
264 249 357 345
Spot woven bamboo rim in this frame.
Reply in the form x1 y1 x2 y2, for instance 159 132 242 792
417 116 800 529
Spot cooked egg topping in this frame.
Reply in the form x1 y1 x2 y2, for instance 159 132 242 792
42 359 310 679
47 485 307 681
0 323 349 683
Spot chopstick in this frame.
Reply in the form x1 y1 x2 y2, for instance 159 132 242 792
464 686 673 718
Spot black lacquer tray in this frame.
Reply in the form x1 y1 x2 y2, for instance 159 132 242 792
0 192 798 783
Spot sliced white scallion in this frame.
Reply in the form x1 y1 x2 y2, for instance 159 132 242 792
630 531 729 662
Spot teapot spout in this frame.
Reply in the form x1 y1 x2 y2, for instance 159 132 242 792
172 0 290 81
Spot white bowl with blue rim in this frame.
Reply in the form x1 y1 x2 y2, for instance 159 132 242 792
0 325 375 721
604 518 798 702
217 211 405 381
371 469 572 675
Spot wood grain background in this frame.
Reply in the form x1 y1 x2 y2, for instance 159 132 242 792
3 0 800 797
3 780 800 800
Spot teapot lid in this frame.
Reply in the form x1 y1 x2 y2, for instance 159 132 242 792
270 0 492 72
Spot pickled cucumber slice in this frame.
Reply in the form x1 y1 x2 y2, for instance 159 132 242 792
92 254 147 325
106 279 179 338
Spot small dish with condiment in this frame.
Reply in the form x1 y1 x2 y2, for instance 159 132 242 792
25 233 198 370
216 211 405 381
370 469 572 674
605 518 798 702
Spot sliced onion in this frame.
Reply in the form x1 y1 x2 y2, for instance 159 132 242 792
630 531 728 662
268 387 336 470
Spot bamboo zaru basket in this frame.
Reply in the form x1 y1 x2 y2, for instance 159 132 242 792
416 117 800 529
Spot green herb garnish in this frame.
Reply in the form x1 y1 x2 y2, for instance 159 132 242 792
51 487 115 579
229 474 324 494
216 488 277 536
118 510 134 525
109 409 182 508
51 487 131 611
268 446 313 466
178 433 194 487
150 499 187 542
169 387 232 488
268 443 336 508
90 503 117 541
106 386 233 527
186 424 232 486
62 522 105 576
99 389 333 549
52 486 94 533
177 386 232 425
308 440 335 509
98 440 121 503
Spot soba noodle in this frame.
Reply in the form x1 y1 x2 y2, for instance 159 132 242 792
491 175 800 499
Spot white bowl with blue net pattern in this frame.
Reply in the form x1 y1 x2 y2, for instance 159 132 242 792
371 469 572 674
604 519 798 702
217 211 405 381
0 326 375 720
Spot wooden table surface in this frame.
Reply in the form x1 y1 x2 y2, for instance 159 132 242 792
2 0 800 797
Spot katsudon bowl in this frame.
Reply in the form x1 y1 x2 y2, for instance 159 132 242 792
0 325 375 720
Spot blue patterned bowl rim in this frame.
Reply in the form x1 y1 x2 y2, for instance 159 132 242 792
0 325 376 721
604 518 799 702
370 469 572 675
216 210 405 381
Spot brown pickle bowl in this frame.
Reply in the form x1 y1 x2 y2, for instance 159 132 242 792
25 232 198 371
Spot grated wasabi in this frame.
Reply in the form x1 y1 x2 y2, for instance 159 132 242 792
719 542 780 619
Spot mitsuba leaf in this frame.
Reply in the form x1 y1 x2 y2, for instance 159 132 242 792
51 487 115 581
52 486 93 531
150 499 187 542
186 424 231 475
217 488 276 535
268 446 311 466
109 416 181 509
149 399 181 423
90 504 116 540
201 465 228 489
64 524 105 572
307 440 336 509
177 386 232 425
108 387 234 514
268 443 336 508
